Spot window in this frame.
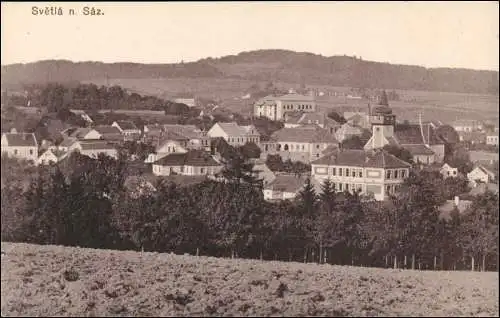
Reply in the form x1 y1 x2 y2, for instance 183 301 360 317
339 183 343 191
358 170 363 178
302 145 305 150
168 146 171 152
386 185 391 193
316 154 319 158
332 167 336 176
351 170 356 178
180 166 184 172
173 147 176 153
345 168 350 176
339 168 343 176
169 167 173 174
200 168 205 174
316 144 320 149
14 149 18 155
453 171 457 175
30 149 33 155
394 170 399 178
376 127 380 132
401 169 406 178
386 170 392 179
284 144 289 151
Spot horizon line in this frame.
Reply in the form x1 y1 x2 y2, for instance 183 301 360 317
1 49 498 73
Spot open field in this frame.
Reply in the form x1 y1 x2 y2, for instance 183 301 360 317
1 242 498 317
84 77 499 124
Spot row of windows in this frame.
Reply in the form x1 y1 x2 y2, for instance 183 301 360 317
12 149 35 156
335 183 363 193
229 137 259 144
284 104 313 110
333 167 364 178
385 169 407 179
385 184 401 195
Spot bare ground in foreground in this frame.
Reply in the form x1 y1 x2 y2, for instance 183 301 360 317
1 242 498 317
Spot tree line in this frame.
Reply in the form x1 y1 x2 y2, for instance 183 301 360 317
1 151 497 272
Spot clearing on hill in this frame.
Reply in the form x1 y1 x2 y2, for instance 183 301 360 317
1 242 498 317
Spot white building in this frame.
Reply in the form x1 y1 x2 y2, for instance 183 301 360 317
207 122 260 147
467 165 496 187
439 163 459 178
112 121 142 141
452 119 483 132
1 132 38 162
174 97 196 108
254 93 316 121
311 149 412 201
486 134 499 146
152 150 222 177
69 140 118 159
37 149 67 166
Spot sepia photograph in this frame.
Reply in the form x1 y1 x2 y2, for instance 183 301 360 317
1 1 499 316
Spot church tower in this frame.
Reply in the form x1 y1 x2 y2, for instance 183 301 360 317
364 101 396 150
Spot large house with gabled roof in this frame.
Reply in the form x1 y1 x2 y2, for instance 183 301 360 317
152 149 222 176
260 125 339 163
112 121 142 141
284 111 341 134
207 122 260 147
68 140 118 159
1 132 38 162
311 148 412 201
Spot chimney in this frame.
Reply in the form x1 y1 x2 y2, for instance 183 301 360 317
454 196 460 207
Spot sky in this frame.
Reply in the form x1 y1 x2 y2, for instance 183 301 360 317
1 1 499 71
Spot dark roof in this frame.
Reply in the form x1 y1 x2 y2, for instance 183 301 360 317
78 140 115 151
271 126 338 143
153 150 221 167
2 133 37 147
264 174 308 193
394 124 445 145
312 149 411 169
404 144 435 155
373 105 392 115
94 125 122 137
115 121 139 131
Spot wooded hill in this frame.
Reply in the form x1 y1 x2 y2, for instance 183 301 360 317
2 50 498 95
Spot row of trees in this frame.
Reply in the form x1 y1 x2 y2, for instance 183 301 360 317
2 151 497 271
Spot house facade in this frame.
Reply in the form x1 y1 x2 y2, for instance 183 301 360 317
284 112 341 134
37 149 66 166
174 97 196 108
112 121 142 141
439 163 459 178
335 123 364 143
311 149 412 201
207 122 260 147
263 174 312 201
152 150 222 177
163 125 211 151
69 140 118 159
1 132 38 162
93 126 123 142
62 127 102 140
486 134 499 146
254 93 316 121
261 125 338 163
452 119 483 132
467 165 496 187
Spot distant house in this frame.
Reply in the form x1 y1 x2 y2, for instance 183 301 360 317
174 97 196 108
311 149 412 201
207 122 260 147
143 124 164 143
263 174 310 201
62 127 102 140
468 150 499 164
261 125 338 163
467 165 496 187
335 123 364 143
254 93 316 121
163 124 211 150
439 163 459 178
1 132 38 162
284 112 341 134
145 139 189 164
93 125 123 142
452 119 483 133
69 109 94 124
112 121 142 141
486 134 499 146
438 196 473 221
458 131 486 144
37 148 67 166
69 140 118 159
152 150 222 177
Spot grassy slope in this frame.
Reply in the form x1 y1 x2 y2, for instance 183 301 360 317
1 242 498 317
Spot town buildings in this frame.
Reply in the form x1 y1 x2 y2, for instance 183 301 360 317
152 150 222 177
440 163 459 178
260 125 339 163
284 112 341 134
112 121 142 141
486 134 499 146
311 149 412 201
452 119 484 132
254 93 316 121
467 165 497 187
207 122 260 147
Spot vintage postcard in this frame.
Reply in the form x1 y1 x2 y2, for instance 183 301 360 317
1 2 498 317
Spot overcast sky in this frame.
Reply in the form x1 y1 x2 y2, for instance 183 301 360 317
2 2 499 71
